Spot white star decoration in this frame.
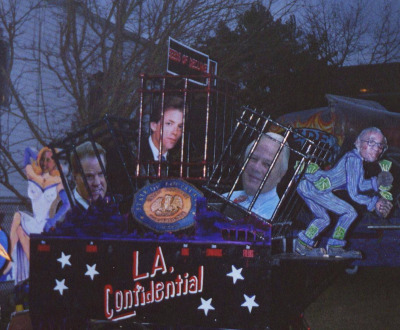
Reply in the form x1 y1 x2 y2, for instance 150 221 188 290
54 279 68 295
57 252 71 269
227 265 244 284
198 297 215 316
241 294 259 313
85 264 99 280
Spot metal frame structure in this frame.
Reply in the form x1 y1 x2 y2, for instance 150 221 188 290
203 106 334 243
135 73 238 184
26 80 360 330
49 115 137 211
48 73 239 214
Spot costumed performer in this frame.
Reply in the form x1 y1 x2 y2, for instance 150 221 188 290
3 147 70 282
295 127 393 258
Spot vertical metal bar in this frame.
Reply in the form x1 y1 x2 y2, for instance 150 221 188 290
248 126 290 212
185 92 191 179
215 109 259 187
268 128 293 221
104 116 135 193
49 145 75 208
202 74 213 179
207 108 247 186
88 129 113 202
156 78 166 177
136 73 145 177
70 144 92 202
180 77 188 178
212 77 219 176
226 115 270 201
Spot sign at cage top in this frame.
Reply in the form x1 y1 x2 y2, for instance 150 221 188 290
167 37 217 86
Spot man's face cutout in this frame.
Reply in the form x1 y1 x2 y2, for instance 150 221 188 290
75 155 107 202
150 108 183 155
358 131 386 162
242 136 287 196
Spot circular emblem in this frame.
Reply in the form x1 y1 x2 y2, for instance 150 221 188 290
132 179 203 233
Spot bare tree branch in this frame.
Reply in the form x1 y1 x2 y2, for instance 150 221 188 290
299 0 400 66
0 0 252 201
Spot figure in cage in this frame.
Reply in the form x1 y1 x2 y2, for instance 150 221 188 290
70 141 108 210
137 96 184 180
145 97 184 162
202 106 340 243
226 132 290 220
295 127 393 258
135 73 237 185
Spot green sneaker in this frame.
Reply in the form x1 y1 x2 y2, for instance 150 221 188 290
326 246 362 259
295 239 327 257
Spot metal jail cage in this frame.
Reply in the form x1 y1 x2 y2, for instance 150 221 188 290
49 115 137 213
48 73 239 214
135 73 238 186
203 106 334 241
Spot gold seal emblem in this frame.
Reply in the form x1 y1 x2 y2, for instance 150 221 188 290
132 179 203 232
143 187 191 224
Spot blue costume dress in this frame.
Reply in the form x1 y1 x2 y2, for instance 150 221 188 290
11 147 70 284
297 149 379 248
14 181 60 283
